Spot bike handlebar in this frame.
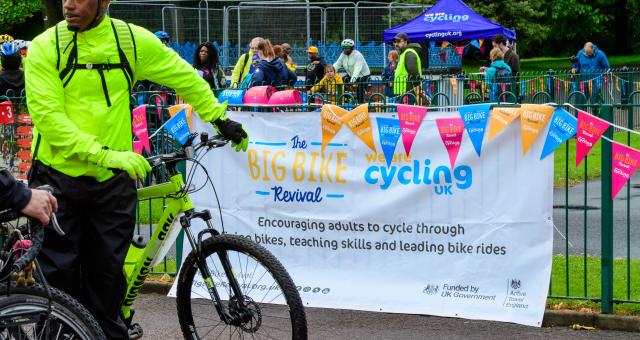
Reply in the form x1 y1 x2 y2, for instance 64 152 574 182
145 133 229 168
0 185 64 273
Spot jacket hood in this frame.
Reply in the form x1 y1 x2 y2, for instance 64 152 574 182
579 44 601 58
406 43 422 53
258 57 286 73
490 60 510 69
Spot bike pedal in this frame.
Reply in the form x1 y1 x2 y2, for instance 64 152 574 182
128 323 143 339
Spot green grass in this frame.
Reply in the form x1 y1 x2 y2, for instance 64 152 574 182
553 131 640 187
136 198 165 225
550 255 640 315
462 54 640 75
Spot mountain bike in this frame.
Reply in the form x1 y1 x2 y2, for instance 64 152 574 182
0 187 107 340
122 133 308 339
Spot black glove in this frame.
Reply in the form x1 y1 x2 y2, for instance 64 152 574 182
213 118 249 152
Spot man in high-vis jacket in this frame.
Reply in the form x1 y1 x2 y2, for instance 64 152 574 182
25 0 248 338
392 32 422 102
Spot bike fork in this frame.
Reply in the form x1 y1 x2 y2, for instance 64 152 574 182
181 212 247 325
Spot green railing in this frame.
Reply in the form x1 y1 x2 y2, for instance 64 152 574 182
2 69 639 313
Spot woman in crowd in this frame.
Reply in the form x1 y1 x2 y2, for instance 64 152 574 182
484 48 512 101
193 42 226 90
274 44 297 72
251 39 297 88
311 64 343 104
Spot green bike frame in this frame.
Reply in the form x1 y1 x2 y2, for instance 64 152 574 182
120 173 193 320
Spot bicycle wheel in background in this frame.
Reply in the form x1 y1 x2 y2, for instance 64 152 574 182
0 283 106 340
176 234 308 340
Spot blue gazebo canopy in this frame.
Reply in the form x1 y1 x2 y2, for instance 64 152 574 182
383 0 516 43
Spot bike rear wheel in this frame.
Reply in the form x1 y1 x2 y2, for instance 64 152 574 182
176 234 307 339
0 282 106 340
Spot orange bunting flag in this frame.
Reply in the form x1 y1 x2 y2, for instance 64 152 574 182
518 104 555 155
342 104 376 151
450 78 458 95
441 41 450 49
487 107 520 141
320 104 347 151
168 104 194 127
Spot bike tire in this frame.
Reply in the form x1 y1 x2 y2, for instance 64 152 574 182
177 234 308 339
0 282 106 340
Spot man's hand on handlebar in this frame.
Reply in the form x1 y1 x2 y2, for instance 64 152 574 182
20 189 58 225
213 118 249 152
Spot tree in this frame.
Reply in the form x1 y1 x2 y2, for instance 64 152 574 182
0 0 42 32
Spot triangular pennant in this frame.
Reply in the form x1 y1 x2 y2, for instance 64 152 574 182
459 104 491 156
576 110 610 166
518 104 555 155
398 104 428 155
132 105 151 153
164 109 191 145
320 104 347 151
540 108 578 159
470 39 480 49
376 117 402 167
487 107 520 141
429 41 436 50
436 118 465 169
611 141 640 199
168 104 194 128
455 46 464 59
342 104 376 151
441 41 450 49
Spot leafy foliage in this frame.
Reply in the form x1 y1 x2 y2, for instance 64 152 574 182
0 0 42 32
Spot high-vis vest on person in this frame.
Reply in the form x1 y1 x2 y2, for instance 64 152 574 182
393 48 422 95
26 16 226 182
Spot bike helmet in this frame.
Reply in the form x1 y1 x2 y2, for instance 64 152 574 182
0 34 13 44
13 39 29 50
341 39 355 49
0 41 18 56
155 31 170 40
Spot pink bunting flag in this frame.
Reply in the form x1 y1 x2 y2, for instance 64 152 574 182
611 141 640 200
397 104 428 155
455 46 464 59
436 117 465 169
576 110 610 166
132 105 151 153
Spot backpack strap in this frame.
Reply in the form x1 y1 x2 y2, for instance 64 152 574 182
54 19 138 106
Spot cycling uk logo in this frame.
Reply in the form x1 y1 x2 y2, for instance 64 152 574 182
423 11 470 23
362 105 474 196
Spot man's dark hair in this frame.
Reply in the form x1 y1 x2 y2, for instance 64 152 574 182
193 42 220 69
1 54 21 70
492 34 507 46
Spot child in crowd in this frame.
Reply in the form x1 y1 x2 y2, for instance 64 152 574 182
311 64 343 104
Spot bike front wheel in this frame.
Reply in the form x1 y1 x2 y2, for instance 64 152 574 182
176 234 307 339
0 282 106 340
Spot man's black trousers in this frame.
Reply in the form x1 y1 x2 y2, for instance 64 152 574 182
29 162 136 340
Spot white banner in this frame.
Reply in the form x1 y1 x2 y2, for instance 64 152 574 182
171 109 554 327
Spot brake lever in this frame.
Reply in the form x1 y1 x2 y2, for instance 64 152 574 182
49 213 65 236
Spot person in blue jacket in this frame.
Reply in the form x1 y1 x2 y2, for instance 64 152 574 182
484 48 512 102
571 42 610 103
250 39 297 88
571 42 610 74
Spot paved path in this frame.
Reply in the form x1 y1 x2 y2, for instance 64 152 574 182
133 293 639 339
552 172 640 258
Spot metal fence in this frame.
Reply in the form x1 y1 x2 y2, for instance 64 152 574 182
107 1 432 69
2 69 639 312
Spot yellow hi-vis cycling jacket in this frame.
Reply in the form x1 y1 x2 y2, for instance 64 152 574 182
25 16 227 182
